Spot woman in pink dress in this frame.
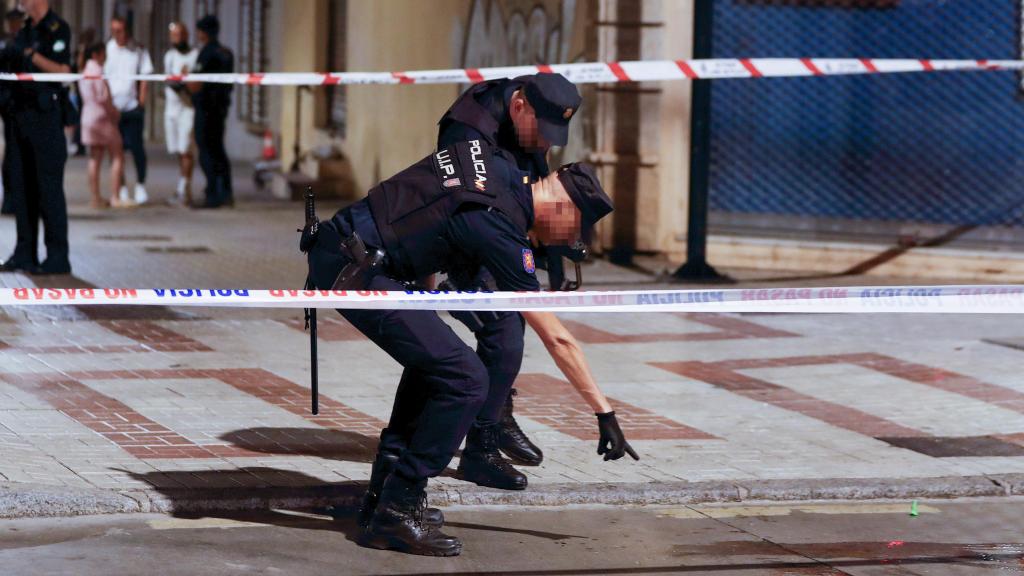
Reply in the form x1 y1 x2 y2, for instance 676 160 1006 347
78 43 124 208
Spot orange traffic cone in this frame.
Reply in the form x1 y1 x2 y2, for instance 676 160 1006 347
262 129 277 161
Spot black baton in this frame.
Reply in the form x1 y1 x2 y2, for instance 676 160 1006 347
300 187 320 415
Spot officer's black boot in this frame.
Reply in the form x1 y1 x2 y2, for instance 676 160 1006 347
457 423 528 490
498 389 544 466
357 452 443 528
358 474 462 557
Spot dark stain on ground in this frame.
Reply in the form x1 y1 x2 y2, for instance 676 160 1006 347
672 540 1024 571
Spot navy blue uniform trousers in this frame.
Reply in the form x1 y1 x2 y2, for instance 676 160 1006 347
308 219 489 482
7 103 69 267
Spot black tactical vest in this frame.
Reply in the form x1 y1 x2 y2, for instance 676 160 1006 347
437 78 549 178
438 79 514 147
367 140 530 281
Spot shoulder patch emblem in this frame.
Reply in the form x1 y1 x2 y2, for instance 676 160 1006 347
522 248 536 274
53 40 66 53
443 177 461 188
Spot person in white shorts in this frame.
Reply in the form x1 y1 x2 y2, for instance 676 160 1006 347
163 22 198 206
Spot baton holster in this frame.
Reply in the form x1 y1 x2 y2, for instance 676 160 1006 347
332 232 386 290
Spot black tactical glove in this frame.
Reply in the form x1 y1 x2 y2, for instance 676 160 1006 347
596 411 639 461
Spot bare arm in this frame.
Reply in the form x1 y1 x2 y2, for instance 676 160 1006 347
138 81 148 107
521 311 613 413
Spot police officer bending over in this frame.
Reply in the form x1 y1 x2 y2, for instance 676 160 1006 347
437 72 583 471
0 0 71 274
306 140 636 556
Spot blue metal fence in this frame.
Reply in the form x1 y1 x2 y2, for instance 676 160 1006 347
710 0 1024 226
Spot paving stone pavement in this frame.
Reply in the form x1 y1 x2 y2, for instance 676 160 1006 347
0 153 1023 516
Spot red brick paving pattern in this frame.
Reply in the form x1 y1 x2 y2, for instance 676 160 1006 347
653 360 925 438
513 373 717 441
0 321 212 354
560 313 798 344
278 312 797 344
654 352 1024 440
0 368 386 459
278 316 367 342
96 320 213 352
0 372 221 459
705 353 1024 414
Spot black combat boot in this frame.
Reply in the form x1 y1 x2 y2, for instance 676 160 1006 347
498 389 543 466
358 452 443 528
457 423 528 490
358 474 462 557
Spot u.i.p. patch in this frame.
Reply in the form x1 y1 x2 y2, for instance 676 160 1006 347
522 248 536 274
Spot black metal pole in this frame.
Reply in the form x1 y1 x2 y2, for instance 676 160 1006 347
673 0 732 283
310 308 319 415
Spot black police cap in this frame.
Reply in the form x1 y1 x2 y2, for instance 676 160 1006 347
521 73 582 147
197 14 220 37
557 162 613 242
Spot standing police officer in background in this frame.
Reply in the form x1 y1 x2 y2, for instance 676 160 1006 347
0 9 25 217
0 0 71 274
188 15 234 209
305 140 635 556
435 73 582 475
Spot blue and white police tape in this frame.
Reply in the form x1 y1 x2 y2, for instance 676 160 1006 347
1 286 1024 314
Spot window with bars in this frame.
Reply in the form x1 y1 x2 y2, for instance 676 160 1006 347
238 0 269 129
322 0 347 136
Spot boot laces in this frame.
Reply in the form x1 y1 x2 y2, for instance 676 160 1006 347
414 493 437 532
483 449 520 475
501 412 531 444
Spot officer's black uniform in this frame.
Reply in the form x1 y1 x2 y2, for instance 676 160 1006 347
435 73 582 467
1 9 70 273
308 141 539 556
192 27 234 208
0 36 16 216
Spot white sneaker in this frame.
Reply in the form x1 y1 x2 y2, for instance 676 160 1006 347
133 183 148 205
118 186 131 205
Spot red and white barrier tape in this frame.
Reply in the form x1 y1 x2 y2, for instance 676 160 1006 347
3 58 1023 85
2 286 1024 314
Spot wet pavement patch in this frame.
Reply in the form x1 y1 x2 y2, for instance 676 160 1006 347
876 435 1024 457
95 234 173 242
143 246 212 254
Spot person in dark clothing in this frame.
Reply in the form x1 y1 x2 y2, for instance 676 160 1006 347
304 140 635 556
188 15 233 209
436 73 582 472
0 0 71 275
0 8 25 217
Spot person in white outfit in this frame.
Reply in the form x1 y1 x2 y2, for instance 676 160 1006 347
104 15 153 206
163 22 198 206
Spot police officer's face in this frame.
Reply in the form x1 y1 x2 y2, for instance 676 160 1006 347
510 93 550 152
531 173 581 246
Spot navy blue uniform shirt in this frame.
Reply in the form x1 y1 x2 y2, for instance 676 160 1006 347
193 40 233 109
444 149 537 292
14 10 70 101
447 206 539 292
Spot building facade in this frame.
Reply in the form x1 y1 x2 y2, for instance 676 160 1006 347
11 0 696 261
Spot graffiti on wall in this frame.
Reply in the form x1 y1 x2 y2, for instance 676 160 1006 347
458 0 589 163
461 0 579 67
